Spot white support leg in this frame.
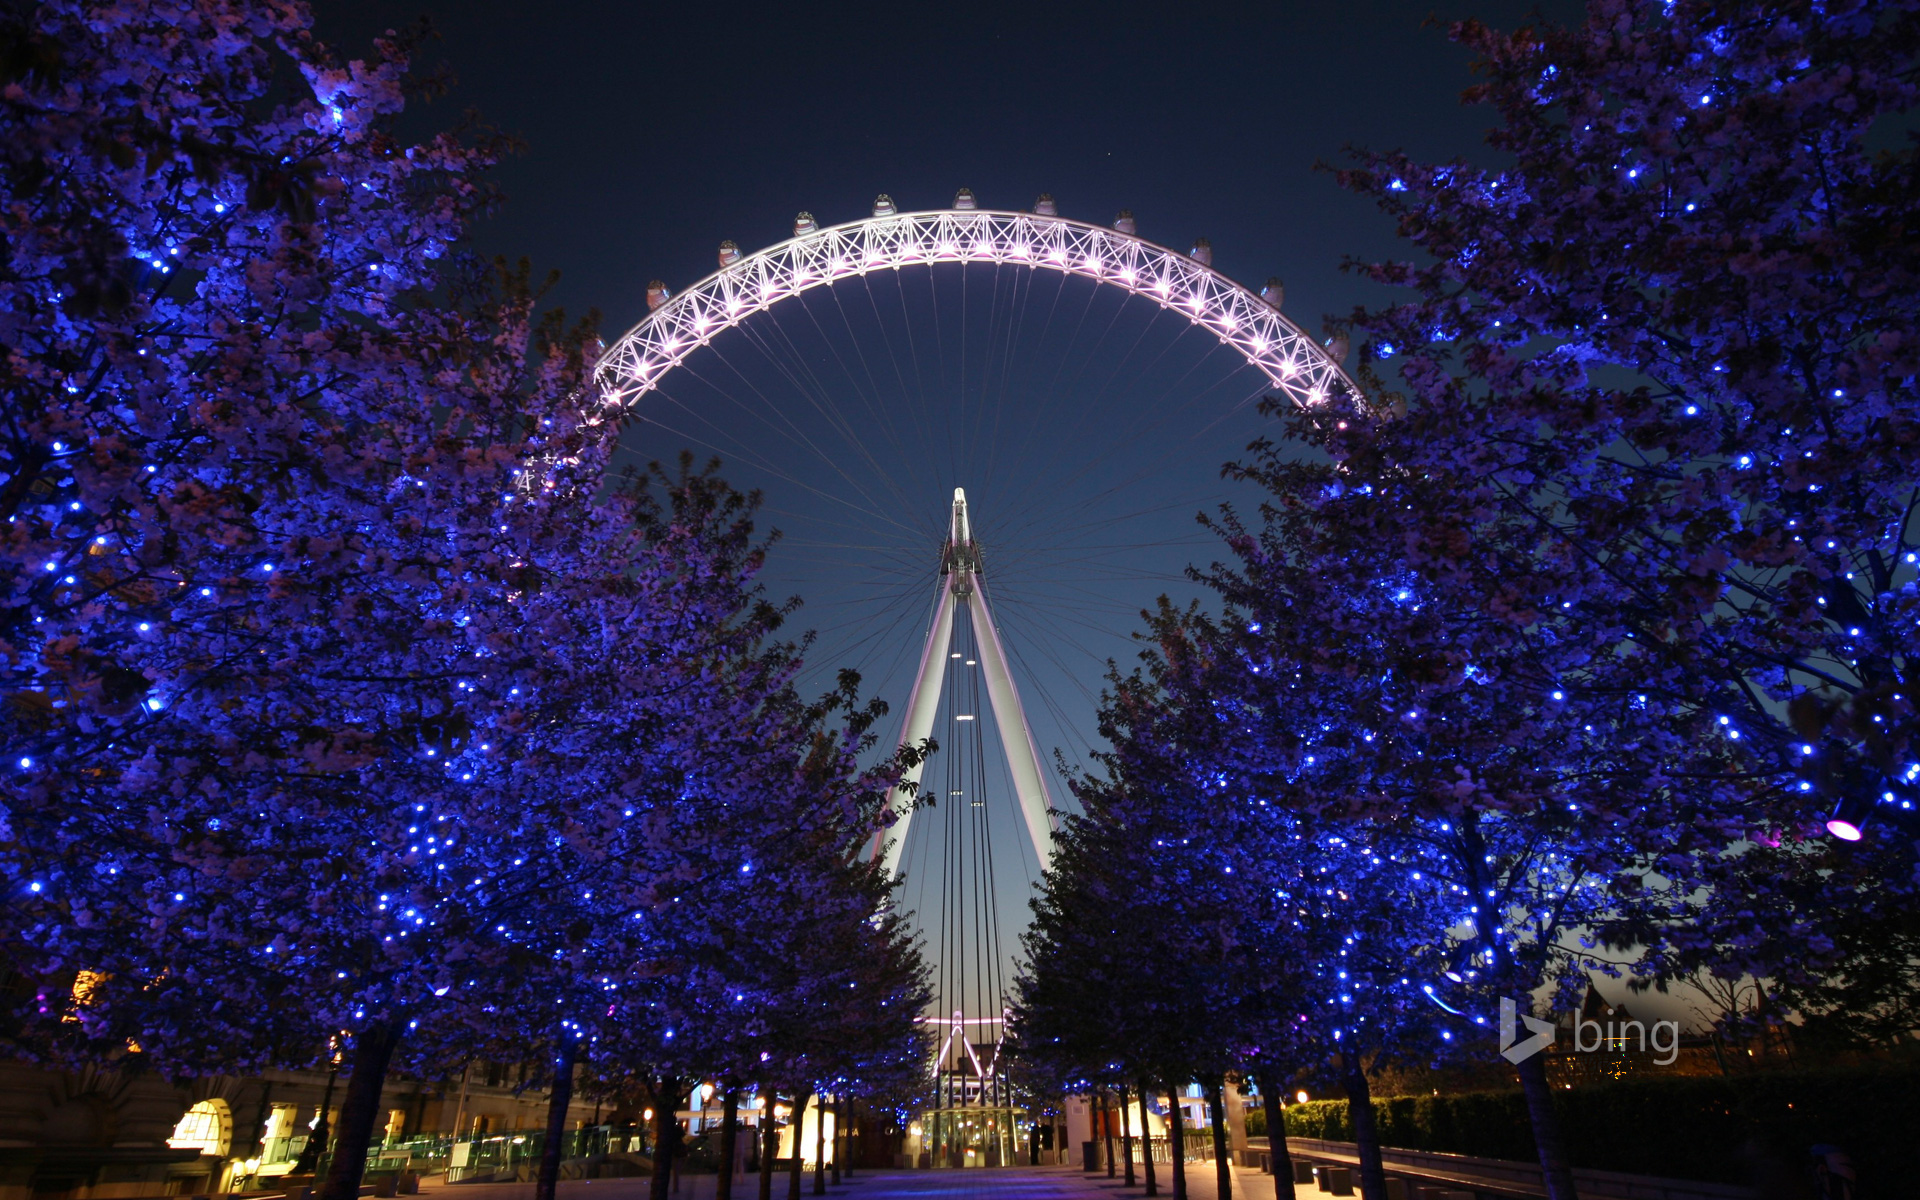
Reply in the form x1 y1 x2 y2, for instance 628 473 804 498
966 574 1059 867
869 572 957 879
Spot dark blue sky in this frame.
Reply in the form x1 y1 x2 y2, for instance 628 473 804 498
311 0 1585 1014
309 0 1580 341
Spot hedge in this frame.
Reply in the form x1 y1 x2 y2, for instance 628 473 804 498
1278 1066 1918 1187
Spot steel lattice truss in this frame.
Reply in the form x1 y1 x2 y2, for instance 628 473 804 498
593 209 1355 413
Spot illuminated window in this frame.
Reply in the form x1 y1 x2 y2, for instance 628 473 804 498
168 1099 231 1156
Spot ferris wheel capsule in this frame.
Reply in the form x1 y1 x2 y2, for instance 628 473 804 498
1325 331 1350 364
1191 237 1214 267
873 194 897 217
1261 277 1285 309
793 211 818 235
1033 193 1058 217
717 240 741 267
954 188 977 210
1113 210 1137 235
646 280 670 311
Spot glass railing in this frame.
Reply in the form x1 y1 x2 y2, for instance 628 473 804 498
441 1125 649 1182
251 1124 652 1184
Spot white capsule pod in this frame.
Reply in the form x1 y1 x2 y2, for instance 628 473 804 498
1113 210 1137 235
954 188 978 210
873 194 896 217
1260 277 1285 310
1190 237 1213 267
793 211 818 235
1325 331 1350 364
717 240 741 267
1033 193 1058 217
646 280 670 311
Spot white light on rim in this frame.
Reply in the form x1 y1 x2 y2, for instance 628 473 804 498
594 211 1353 431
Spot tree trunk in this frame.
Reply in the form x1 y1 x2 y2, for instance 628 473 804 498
758 1092 777 1200
534 1030 580 1200
1138 1085 1158 1197
1255 1072 1297 1200
812 1090 826 1195
787 1089 812 1200
1165 1080 1187 1200
1101 1090 1117 1177
717 1088 739 1200
831 1095 843 1184
650 1077 682 1200
1206 1078 1231 1200
1119 1086 1136 1186
1341 1052 1387 1200
1515 1051 1580 1200
316 1021 401 1200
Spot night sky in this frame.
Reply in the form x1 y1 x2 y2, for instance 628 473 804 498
307 0 1582 344
310 0 1589 1016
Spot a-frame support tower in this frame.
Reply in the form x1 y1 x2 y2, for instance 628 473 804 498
868 489 1057 877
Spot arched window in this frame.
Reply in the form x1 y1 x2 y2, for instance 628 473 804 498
168 1099 231 1157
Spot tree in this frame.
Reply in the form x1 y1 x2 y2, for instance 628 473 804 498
1082 604 1465 1200
1329 0 1920 971
0 6 747 1197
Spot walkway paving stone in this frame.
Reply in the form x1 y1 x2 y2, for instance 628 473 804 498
417 1162 1277 1200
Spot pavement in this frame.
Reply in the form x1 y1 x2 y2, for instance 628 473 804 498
415 1163 1281 1200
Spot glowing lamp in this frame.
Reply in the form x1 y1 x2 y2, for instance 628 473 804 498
1827 818 1863 841
1295 1091 1309 1105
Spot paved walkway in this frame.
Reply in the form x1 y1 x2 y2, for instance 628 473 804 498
417 1163 1279 1200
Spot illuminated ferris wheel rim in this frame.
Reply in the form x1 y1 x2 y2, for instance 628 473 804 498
592 207 1360 413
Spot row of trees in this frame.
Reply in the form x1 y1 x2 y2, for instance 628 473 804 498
0 5 929 1200
1010 3 1920 1200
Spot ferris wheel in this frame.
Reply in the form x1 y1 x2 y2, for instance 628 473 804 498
594 190 1353 1116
